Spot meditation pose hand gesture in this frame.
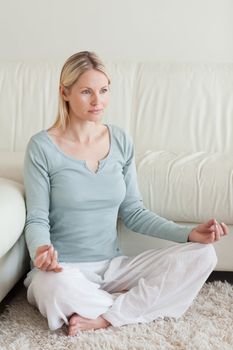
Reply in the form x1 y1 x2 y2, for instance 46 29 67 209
34 245 63 272
188 219 228 243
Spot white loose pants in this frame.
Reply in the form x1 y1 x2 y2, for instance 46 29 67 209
24 243 217 330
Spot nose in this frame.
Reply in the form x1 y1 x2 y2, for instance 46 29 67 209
91 92 100 106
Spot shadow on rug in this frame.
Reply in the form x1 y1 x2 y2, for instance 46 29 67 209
0 281 233 350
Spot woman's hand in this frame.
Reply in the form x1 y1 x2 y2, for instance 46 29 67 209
34 245 63 272
188 219 228 244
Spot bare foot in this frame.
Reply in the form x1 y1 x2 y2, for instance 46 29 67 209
68 313 111 336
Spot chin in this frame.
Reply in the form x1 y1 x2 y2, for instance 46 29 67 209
88 114 104 122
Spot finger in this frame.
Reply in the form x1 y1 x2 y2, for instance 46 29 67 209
39 251 53 271
209 231 216 243
215 221 225 237
214 222 221 241
40 258 53 271
36 245 51 255
45 248 52 265
47 245 53 253
220 222 228 235
202 231 215 244
47 245 55 260
207 219 219 233
47 249 58 270
35 246 51 267
54 265 63 273
198 224 216 234
217 223 224 236
205 226 216 233
206 218 216 228
53 251 63 272
35 251 49 268
197 219 218 233
46 250 63 272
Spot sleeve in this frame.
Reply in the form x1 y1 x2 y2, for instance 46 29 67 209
118 135 191 243
23 138 51 261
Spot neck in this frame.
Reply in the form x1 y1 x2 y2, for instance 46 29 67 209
64 120 103 144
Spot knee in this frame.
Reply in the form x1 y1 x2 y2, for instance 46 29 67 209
196 243 218 270
29 269 67 300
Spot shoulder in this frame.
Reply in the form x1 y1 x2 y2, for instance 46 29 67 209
108 123 134 160
26 130 53 152
108 123 133 147
28 130 47 145
25 130 52 163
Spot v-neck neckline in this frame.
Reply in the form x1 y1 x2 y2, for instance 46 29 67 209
43 124 112 175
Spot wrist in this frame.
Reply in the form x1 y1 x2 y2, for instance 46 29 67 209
188 229 195 242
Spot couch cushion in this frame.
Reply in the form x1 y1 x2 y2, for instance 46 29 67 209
0 178 26 258
137 151 233 224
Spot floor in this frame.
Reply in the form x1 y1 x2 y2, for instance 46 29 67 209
0 278 25 313
207 270 233 284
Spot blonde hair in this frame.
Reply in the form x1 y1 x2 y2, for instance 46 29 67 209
51 51 110 130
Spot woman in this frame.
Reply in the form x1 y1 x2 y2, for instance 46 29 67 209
23 51 228 336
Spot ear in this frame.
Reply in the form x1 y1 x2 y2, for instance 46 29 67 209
60 85 69 101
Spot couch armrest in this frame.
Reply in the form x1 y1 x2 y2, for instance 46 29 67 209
0 177 26 258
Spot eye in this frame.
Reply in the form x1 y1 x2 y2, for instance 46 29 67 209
100 88 109 94
81 89 91 94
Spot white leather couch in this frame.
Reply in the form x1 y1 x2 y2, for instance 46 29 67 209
0 61 233 302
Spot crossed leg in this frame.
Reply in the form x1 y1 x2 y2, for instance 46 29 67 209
24 263 113 335
24 243 217 336
69 243 217 334
101 243 217 327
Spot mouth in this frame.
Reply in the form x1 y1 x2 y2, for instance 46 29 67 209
88 109 103 114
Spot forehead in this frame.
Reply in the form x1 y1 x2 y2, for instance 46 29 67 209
76 69 109 87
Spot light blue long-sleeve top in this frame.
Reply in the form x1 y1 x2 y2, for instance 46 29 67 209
24 124 191 262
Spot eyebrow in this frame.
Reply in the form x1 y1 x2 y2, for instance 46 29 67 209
79 85 109 90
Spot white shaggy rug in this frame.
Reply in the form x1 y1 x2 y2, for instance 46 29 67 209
0 281 233 350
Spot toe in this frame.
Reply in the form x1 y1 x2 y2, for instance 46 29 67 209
68 325 79 336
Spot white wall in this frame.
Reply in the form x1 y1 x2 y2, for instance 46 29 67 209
0 0 232 62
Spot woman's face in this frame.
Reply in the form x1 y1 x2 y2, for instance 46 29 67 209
62 69 110 123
